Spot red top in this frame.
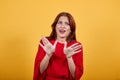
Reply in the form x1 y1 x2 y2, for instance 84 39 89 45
33 39 83 80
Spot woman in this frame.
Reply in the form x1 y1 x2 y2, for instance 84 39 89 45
33 12 83 80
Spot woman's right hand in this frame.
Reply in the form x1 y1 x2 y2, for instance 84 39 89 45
39 36 57 56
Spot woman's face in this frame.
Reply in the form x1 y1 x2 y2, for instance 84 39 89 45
56 16 71 40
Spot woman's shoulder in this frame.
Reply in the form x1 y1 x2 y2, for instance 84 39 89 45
67 40 82 48
68 40 82 45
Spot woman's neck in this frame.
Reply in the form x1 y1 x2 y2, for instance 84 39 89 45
56 37 66 43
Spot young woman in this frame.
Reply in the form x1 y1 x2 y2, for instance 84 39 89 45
33 12 83 80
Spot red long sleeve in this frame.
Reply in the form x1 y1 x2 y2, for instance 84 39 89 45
33 43 46 80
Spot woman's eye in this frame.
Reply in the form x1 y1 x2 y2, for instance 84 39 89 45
57 21 70 26
57 21 62 24
65 22 70 25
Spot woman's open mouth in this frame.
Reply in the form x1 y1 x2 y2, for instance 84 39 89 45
59 29 66 34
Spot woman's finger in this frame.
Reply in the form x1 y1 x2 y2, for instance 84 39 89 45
70 43 79 48
39 42 45 51
53 40 58 48
64 41 67 49
41 37 49 45
74 49 82 54
72 45 82 51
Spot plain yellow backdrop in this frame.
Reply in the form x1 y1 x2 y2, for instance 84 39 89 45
0 0 120 80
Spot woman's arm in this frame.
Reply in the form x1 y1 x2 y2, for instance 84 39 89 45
67 57 76 78
40 54 51 73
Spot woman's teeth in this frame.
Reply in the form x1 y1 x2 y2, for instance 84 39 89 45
59 30 66 33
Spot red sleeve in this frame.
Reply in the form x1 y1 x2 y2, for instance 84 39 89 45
33 41 46 80
72 42 83 80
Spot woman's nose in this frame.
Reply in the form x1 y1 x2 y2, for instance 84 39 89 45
60 23 65 28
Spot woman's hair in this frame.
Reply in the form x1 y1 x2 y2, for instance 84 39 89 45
49 12 76 42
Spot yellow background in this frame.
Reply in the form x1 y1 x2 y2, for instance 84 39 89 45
0 0 120 80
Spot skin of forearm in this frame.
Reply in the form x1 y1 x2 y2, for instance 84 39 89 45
40 54 51 73
67 57 76 78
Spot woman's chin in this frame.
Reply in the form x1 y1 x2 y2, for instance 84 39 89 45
59 36 66 39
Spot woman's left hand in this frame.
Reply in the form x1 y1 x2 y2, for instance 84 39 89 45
64 41 82 58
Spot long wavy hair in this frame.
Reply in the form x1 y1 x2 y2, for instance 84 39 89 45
49 12 76 42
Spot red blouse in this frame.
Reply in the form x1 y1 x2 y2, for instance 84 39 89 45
33 39 83 80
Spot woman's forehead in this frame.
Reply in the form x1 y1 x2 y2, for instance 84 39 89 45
58 16 69 21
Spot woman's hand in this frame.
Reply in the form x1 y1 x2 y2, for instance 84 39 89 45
39 37 57 56
64 41 82 58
